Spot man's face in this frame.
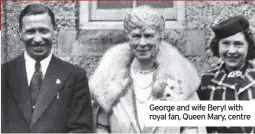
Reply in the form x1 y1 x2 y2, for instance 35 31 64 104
128 27 162 62
219 32 249 71
19 13 55 61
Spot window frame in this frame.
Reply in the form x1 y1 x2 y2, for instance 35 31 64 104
79 1 185 30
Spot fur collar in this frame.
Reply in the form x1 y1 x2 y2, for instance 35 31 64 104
89 41 201 112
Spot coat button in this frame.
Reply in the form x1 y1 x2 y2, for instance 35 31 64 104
32 106 35 109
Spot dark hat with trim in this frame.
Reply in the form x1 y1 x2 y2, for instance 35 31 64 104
210 15 255 60
212 15 249 39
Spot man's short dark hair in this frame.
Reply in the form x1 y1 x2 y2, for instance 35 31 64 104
19 4 56 31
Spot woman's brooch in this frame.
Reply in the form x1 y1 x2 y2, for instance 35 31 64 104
227 70 242 78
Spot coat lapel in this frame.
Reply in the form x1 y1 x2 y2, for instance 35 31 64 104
118 85 141 133
10 54 32 125
239 68 255 94
119 83 158 133
30 56 70 127
211 72 236 90
211 64 236 90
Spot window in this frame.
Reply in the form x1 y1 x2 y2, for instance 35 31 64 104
79 1 185 30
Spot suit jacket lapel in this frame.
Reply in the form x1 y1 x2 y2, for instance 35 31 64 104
30 56 70 127
9 54 32 124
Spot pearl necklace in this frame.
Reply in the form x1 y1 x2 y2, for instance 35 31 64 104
132 68 155 89
131 62 154 104
136 93 152 104
135 66 157 74
132 62 157 74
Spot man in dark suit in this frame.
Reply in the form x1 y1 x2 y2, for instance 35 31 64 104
1 4 93 133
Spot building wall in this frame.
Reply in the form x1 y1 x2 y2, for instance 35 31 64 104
2 1 255 77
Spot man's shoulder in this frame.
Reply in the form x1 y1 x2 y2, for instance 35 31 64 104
54 56 86 74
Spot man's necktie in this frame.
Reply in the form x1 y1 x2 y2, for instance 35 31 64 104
30 61 43 110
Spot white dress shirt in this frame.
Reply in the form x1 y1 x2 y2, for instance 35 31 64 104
24 51 52 86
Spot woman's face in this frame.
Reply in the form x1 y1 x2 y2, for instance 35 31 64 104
219 32 249 70
128 27 161 62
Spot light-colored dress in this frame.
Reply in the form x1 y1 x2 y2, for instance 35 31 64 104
90 41 207 133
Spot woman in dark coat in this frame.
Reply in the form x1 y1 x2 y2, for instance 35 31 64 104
198 15 255 133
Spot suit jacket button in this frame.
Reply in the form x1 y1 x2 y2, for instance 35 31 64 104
32 106 35 109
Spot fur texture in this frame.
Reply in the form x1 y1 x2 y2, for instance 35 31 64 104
90 41 201 112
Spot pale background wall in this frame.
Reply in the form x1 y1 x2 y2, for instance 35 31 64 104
2 1 255 77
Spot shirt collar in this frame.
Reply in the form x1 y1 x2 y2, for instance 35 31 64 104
215 61 250 77
222 61 249 75
24 51 53 74
211 61 255 91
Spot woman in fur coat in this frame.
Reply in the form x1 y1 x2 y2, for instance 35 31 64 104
90 5 206 133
